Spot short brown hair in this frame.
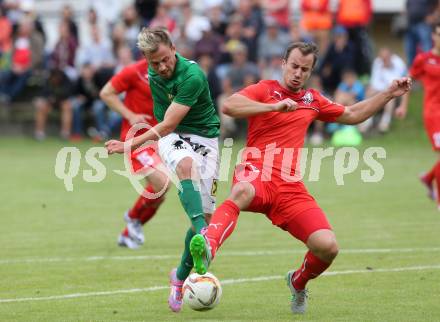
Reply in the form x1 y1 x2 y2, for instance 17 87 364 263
137 27 173 54
283 42 319 67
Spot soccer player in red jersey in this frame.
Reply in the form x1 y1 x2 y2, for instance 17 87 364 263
190 42 411 314
100 59 168 249
396 22 440 207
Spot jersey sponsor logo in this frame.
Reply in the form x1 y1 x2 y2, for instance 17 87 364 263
172 139 187 150
428 58 437 65
209 221 222 229
179 135 211 157
302 91 314 105
270 89 319 112
271 90 283 101
167 86 177 101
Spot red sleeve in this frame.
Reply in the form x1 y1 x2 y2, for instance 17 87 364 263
110 66 135 93
409 53 425 80
237 82 268 102
315 90 345 122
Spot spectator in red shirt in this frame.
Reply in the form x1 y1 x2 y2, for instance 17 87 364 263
0 16 44 103
0 6 12 55
0 6 12 94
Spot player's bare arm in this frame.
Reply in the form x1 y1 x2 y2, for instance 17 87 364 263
100 82 152 125
105 102 190 154
222 93 298 118
336 77 412 125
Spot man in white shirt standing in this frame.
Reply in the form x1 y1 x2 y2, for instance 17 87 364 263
359 47 407 133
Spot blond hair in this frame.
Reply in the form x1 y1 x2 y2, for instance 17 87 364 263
137 27 173 54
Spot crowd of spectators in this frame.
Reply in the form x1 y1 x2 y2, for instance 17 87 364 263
0 0 439 143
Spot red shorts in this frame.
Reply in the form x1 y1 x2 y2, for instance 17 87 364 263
424 115 440 151
130 144 162 174
233 162 332 243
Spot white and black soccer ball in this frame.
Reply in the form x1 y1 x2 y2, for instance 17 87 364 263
182 272 222 311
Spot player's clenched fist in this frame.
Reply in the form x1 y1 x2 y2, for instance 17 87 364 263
387 77 412 98
105 140 125 154
272 98 298 112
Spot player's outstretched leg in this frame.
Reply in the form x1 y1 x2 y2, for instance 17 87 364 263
190 197 243 274
286 270 308 314
190 234 212 274
282 212 338 315
168 268 184 312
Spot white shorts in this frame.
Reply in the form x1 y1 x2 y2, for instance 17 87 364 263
158 132 219 214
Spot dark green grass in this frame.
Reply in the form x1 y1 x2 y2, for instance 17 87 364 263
0 91 439 321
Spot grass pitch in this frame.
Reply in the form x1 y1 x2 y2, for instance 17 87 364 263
1 92 440 321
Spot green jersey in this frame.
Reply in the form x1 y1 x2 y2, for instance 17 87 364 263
148 53 220 138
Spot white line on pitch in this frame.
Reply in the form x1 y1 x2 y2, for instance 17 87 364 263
1 247 440 265
1 264 440 304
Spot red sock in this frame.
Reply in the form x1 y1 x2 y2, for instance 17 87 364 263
128 184 164 222
205 200 240 258
139 196 164 224
423 162 438 185
122 227 129 237
292 251 331 290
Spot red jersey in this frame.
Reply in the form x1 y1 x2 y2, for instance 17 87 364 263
238 80 345 179
110 60 157 141
410 51 440 116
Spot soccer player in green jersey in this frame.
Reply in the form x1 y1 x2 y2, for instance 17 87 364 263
105 27 220 312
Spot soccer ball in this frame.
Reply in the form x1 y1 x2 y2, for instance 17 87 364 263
182 272 222 311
